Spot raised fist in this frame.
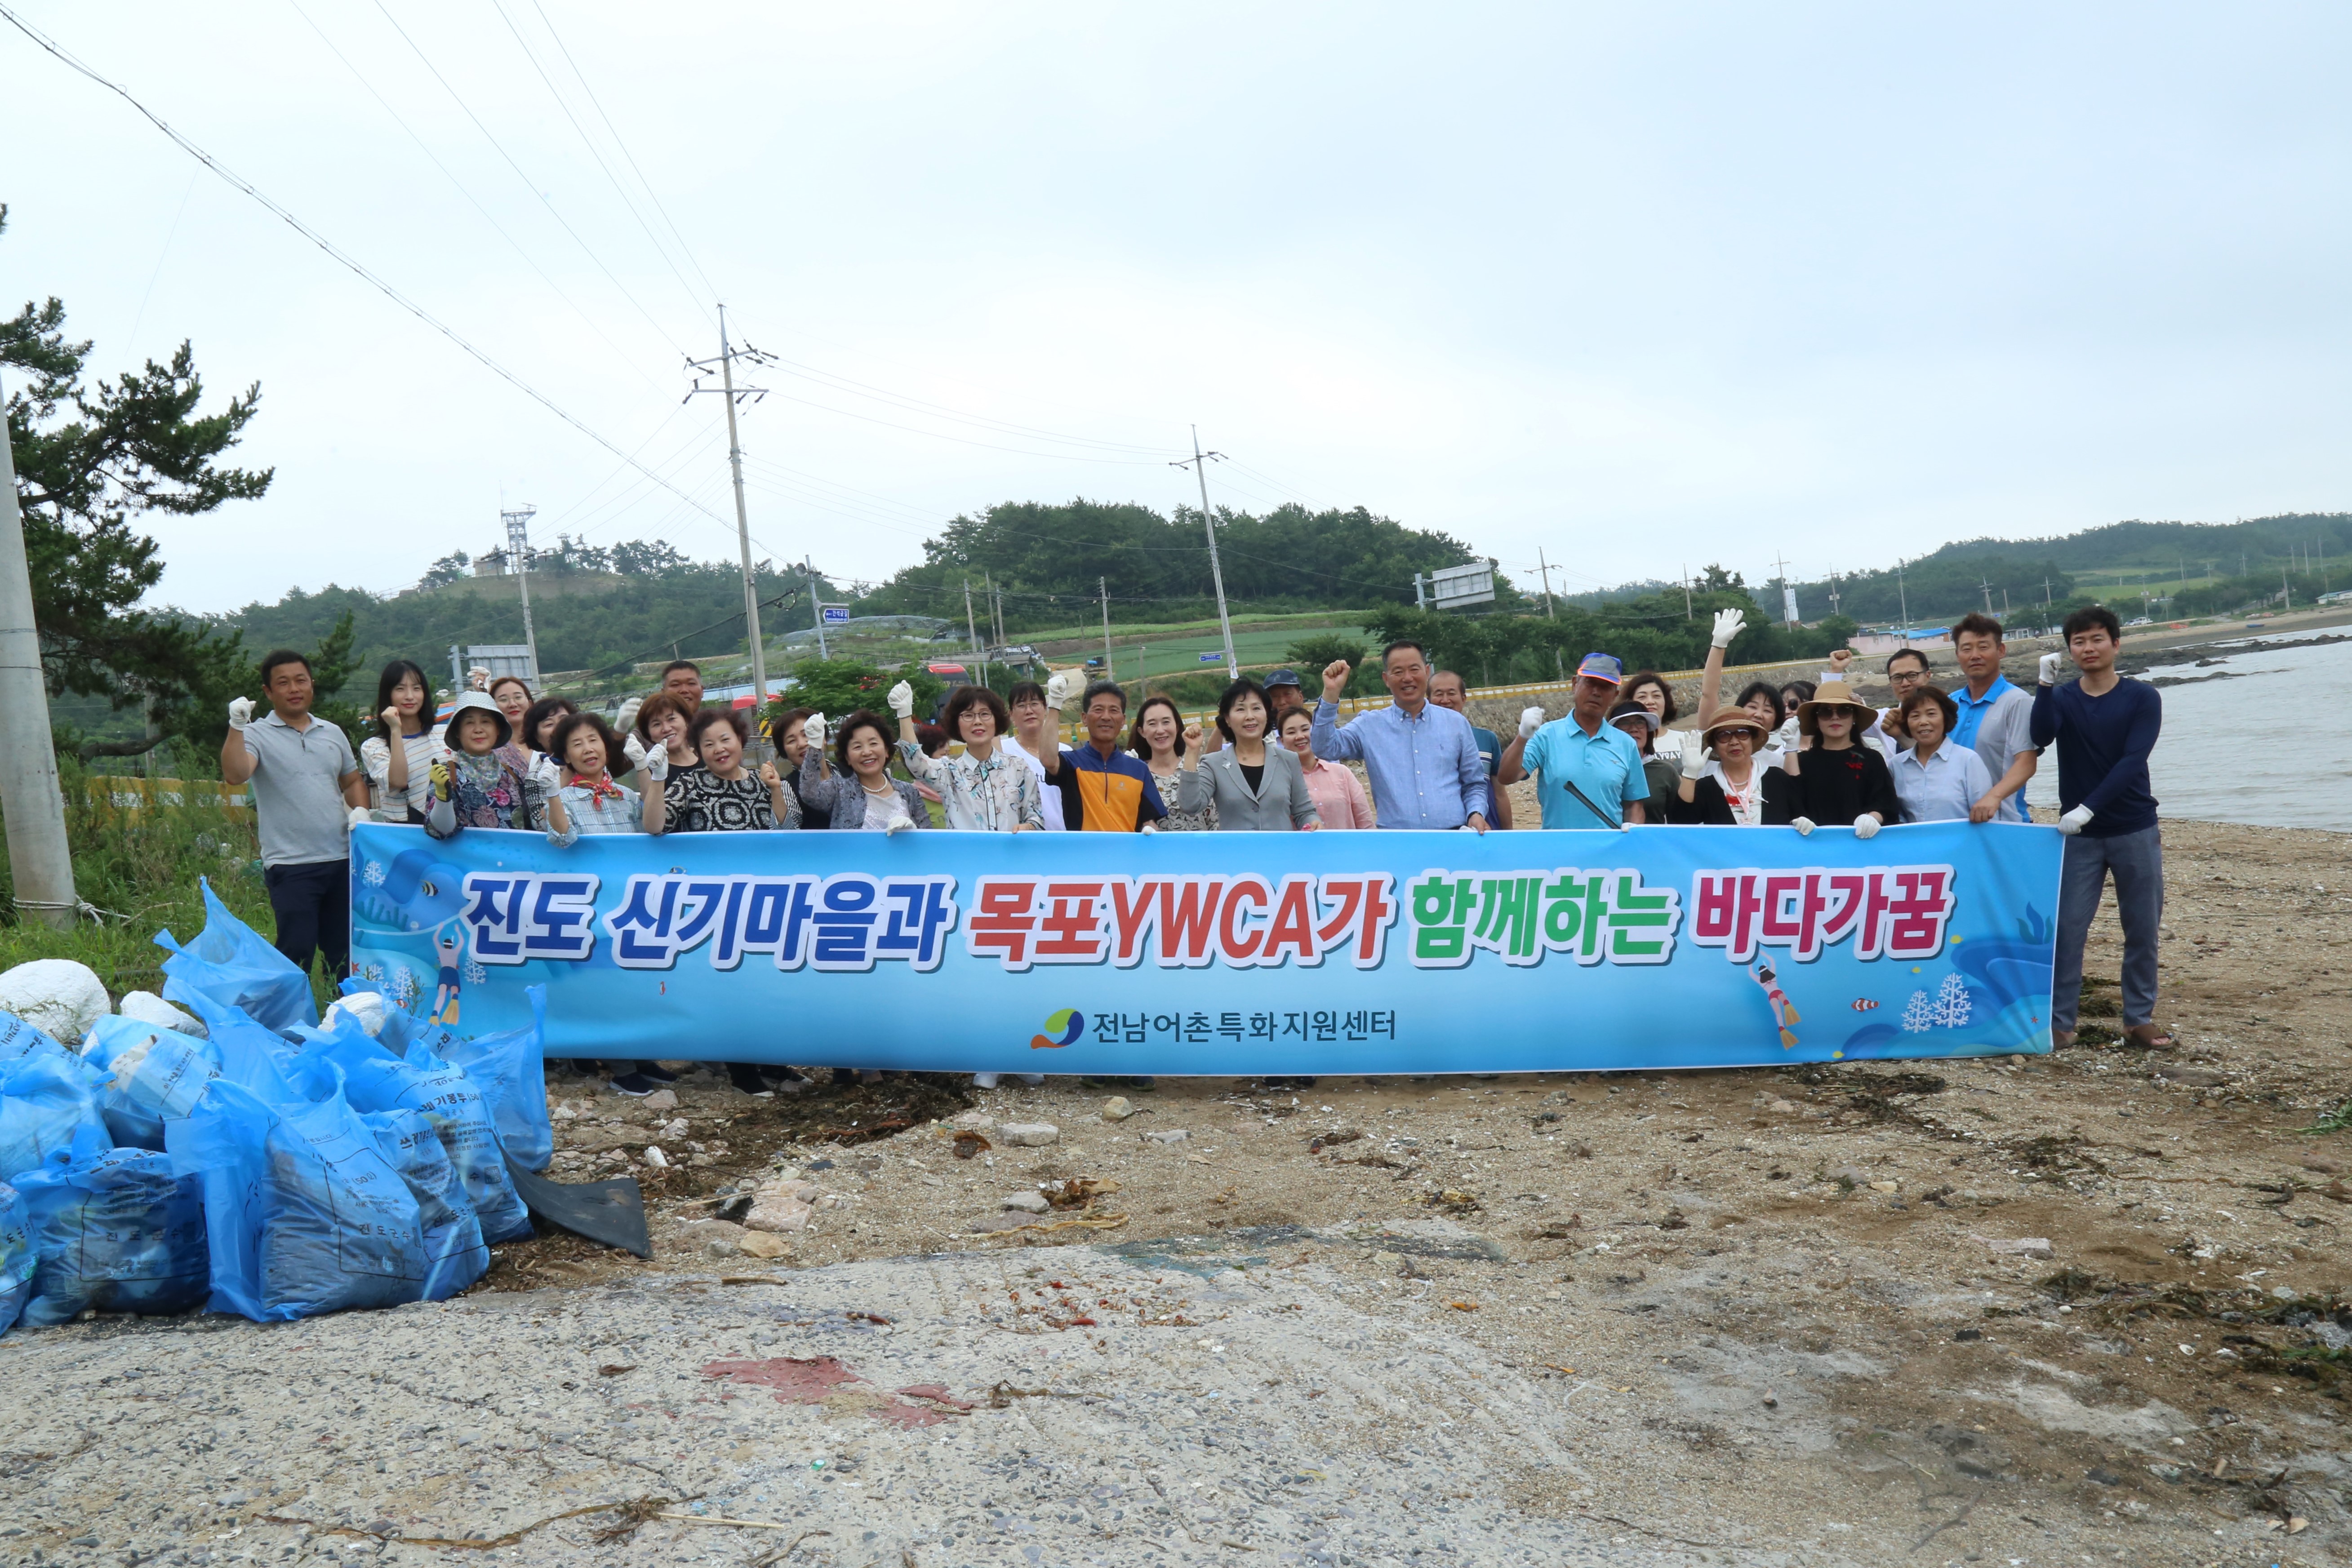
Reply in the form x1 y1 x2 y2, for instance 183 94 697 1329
1045 671 1078 710
887 680 915 718
803 712 827 751
1321 660 1352 699
2037 652 2063 687
1517 705 1544 740
227 697 254 730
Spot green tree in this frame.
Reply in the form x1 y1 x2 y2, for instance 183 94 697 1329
1 205 271 758
776 658 945 720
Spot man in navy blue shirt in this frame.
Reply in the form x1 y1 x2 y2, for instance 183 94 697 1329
2031 605 2166 1049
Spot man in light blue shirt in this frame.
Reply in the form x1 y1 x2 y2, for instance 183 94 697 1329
1949 613 2039 822
1499 653 1650 828
1311 641 1491 831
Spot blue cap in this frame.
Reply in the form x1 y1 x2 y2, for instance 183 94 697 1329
1263 667 1303 688
1575 652 1624 685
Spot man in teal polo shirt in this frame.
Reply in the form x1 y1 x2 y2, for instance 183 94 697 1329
1948 612 2038 822
1498 653 1650 828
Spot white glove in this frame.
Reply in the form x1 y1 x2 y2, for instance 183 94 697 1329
622 732 649 768
347 805 372 830
1680 737 1709 781
1854 815 1881 840
1776 715 1802 752
227 697 254 731
614 696 643 735
1790 816 1816 836
1045 671 1077 710
529 752 561 790
1517 705 1544 740
2037 652 2063 687
803 712 827 752
1710 608 1746 650
885 811 916 835
887 680 915 719
641 747 669 783
2057 805 2094 835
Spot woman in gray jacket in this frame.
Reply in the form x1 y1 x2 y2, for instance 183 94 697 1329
795 710 930 831
1178 679 1320 831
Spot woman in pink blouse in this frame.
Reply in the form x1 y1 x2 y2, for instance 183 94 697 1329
1278 706 1373 829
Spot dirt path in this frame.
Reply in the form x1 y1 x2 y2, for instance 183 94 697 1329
1 819 2343 1566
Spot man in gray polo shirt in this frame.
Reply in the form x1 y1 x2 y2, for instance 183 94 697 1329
220 649 367 982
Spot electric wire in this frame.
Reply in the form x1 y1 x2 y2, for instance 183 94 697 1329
0 5 738 534
281 0 662 393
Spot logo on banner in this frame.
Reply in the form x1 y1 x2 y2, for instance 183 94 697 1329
1031 1009 1086 1049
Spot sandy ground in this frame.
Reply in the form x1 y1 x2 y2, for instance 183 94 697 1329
2 817 2347 1567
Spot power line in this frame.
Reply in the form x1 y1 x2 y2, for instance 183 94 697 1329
523 0 720 305
0 4 738 533
365 0 689 356
280 0 662 392
484 0 713 329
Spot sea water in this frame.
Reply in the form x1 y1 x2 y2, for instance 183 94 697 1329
2023 630 2352 831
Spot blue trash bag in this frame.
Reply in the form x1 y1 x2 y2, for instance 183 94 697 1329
0 1182 31 1338
303 1017 530 1244
166 1077 429 1321
0 1011 71 1070
156 876 318 1035
0 1048 107 1186
171 989 311 1106
13 1124 208 1325
361 1107 488 1301
438 986 551 1172
80 1016 222 1152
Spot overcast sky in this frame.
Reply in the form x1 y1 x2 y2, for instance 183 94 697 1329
6 2 2347 614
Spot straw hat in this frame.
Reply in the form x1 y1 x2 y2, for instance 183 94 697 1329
1796 680 1874 722
1698 709 1770 741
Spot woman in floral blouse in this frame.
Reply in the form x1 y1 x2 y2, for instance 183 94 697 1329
887 680 1041 831
1129 694 1214 831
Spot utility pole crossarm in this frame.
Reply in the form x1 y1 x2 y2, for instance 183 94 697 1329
686 305 777 702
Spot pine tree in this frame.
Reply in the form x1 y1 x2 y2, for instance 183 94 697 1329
1900 990 1936 1034
1933 973 1973 1030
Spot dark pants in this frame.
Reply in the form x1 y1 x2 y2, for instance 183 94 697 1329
266 857 351 984
2052 825 2164 1033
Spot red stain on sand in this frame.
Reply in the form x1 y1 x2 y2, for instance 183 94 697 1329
699 1359 973 1428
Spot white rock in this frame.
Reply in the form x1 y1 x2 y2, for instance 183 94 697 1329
997 1122 1059 1147
641 1088 680 1111
1099 1097 1135 1122
1002 1191 1050 1214
322 991 387 1038
1982 1236 2054 1259
119 990 206 1039
951 1110 995 1130
0 959 111 1047
1143 1128 1191 1145
745 1198 812 1233
643 1146 670 1169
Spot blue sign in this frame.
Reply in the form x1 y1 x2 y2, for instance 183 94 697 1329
821 605 849 626
1199 651 1224 663
349 822 2061 1074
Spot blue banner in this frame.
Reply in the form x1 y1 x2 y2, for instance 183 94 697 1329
349 822 2063 1074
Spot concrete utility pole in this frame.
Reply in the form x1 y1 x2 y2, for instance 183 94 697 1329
0 369 80 929
1680 563 1692 619
805 559 828 659
502 503 540 678
1170 427 1238 674
1536 548 1556 618
963 577 985 687
1895 559 1910 627
1979 575 1994 613
1099 577 1115 676
685 306 774 701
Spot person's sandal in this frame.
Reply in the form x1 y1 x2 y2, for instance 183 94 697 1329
2125 1023 2178 1048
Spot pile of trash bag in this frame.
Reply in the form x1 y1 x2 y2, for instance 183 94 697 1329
0 887 550 1337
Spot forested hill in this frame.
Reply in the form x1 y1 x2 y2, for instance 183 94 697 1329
854 499 1506 630
1779 511 2352 626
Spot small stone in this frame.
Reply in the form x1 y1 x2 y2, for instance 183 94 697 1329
738 1231 791 1259
641 1089 680 1111
745 1197 814 1233
997 1122 1059 1147
1767 1099 1796 1114
1002 1191 1050 1214
1143 1128 1190 1145
643 1146 670 1169
951 1110 995 1129
1983 1236 2054 1259
1100 1097 1135 1122
2302 1156 2342 1175
1868 1180 1900 1194
703 1238 741 1259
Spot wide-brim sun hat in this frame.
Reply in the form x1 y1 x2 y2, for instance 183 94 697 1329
1606 701 1660 731
1796 680 1875 722
443 689 513 749
1698 709 1770 741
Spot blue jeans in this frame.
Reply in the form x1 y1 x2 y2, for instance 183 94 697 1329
2052 825 2163 1033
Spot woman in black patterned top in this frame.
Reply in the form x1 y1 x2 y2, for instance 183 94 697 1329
664 707 800 833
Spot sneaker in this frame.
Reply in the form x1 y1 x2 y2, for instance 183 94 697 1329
727 1063 770 1095
973 1072 1002 1089
610 1072 657 1097
639 1062 678 1084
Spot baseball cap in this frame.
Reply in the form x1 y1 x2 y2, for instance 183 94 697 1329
1605 700 1659 731
1575 652 1625 685
1263 668 1303 689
